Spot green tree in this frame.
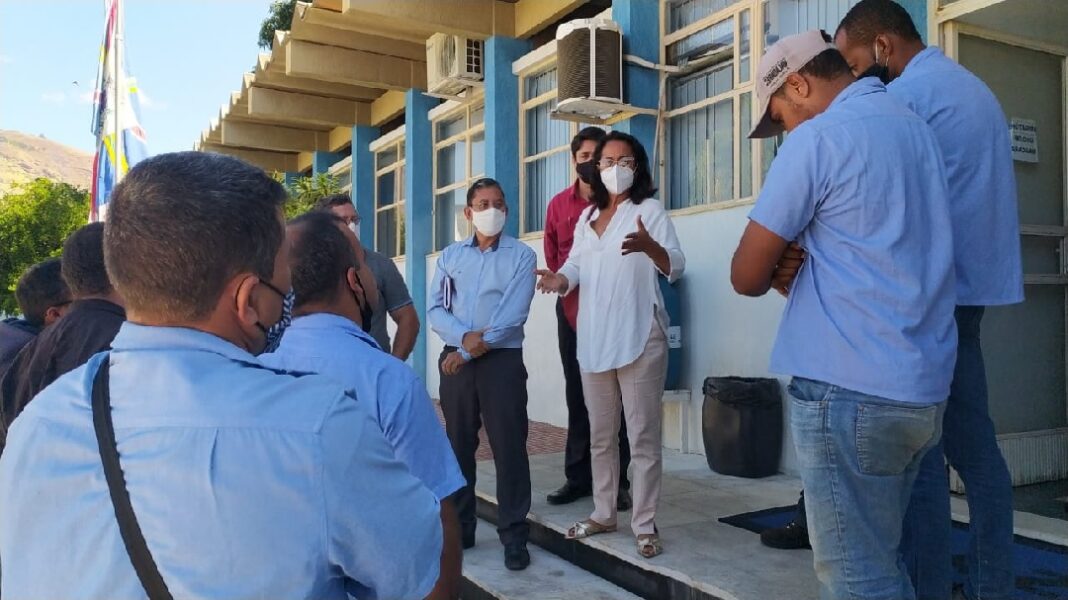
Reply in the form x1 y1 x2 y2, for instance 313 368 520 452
273 172 342 219
258 0 297 50
0 179 89 315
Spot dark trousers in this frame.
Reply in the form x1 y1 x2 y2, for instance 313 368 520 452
439 347 531 546
557 299 630 490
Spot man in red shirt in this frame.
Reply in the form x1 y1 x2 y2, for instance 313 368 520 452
543 127 631 510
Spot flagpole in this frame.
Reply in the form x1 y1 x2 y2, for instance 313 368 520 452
113 0 123 185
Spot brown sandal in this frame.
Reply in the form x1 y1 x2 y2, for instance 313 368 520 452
637 532 662 558
566 519 617 540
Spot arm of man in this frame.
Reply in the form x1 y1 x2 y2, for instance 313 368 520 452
482 248 538 348
376 255 418 360
322 392 443 600
733 126 824 297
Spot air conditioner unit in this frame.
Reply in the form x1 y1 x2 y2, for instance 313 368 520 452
427 33 484 96
555 18 623 120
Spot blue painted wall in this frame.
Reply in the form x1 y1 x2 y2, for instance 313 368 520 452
311 150 343 175
612 0 659 162
405 90 436 379
897 0 928 43
351 125 379 244
485 36 532 238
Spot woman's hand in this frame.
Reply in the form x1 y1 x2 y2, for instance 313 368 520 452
621 216 661 257
535 269 569 294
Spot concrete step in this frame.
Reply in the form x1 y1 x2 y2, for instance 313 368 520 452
461 518 641 600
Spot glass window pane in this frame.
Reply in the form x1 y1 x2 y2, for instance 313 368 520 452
740 92 752 198
668 16 734 65
711 97 734 203
436 115 466 141
765 0 859 46
524 150 570 233
472 132 485 177
376 149 397 169
667 97 735 209
435 188 471 251
761 133 782 180
670 61 733 110
436 141 466 188
377 171 395 209
525 99 569 155
398 208 406 256
739 9 751 83
377 208 397 258
524 67 558 101
470 105 484 127
668 0 743 34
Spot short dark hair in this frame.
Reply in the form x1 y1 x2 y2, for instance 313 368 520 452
590 132 658 210
15 258 70 325
105 152 287 321
61 222 112 299
315 193 353 211
571 126 607 157
287 211 357 311
466 177 504 206
837 0 922 47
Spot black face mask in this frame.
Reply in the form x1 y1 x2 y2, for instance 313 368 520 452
576 160 599 185
858 62 891 85
353 279 373 334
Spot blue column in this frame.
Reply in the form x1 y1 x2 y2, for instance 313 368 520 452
311 150 343 175
896 0 928 43
351 125 379 244
613 0 659 161
485 36 532 238
405 89 436 379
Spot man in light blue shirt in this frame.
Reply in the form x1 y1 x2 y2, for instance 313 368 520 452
262 210 465 599
0 152 442 599
836 3 1023 598
732 31 956 599
428 177 537 571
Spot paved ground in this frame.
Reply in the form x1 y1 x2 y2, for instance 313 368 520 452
433 403 568 462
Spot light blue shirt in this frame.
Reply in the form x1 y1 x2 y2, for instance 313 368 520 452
0 323 442 600
750 78 958 405
428 235 537 361
261 313 465 501
889 46 1024 306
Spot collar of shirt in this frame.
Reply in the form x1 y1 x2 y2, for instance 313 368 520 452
829 77 885 110
111 322 258 365
900 46 941 77
67 298 126 320
463 234 515 252
288 313 382 350
1 317 40 337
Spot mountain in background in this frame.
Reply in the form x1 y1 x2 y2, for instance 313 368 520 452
0 130 92 194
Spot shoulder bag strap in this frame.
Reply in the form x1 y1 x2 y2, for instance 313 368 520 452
91 356 173 600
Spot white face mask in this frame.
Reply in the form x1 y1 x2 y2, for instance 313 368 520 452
347 221 360 239
601 165 635 196
470 207 506 237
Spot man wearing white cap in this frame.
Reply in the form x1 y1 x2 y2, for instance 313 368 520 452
731 30 958 600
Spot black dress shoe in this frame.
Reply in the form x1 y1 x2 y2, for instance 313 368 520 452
504 543 530 571
616 488 633 512
759 522 810 550
546 483 592 505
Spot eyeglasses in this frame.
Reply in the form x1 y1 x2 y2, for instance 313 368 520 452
597 157 636 169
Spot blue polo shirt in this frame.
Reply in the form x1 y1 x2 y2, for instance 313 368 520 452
261 313 465 501
0 323 442 599
750 78 958 405
888 46 1023 306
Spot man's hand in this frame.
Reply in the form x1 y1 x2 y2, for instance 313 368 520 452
461 331 489 359
771 242 806 297
441 351 467 376
535 269 569 294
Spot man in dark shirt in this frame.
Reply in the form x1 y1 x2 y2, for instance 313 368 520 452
0 258 71 379
0 222 125 440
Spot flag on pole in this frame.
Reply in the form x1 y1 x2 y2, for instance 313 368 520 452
89 0 148 222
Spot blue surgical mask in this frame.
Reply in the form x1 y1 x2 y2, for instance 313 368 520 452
256 281 294 355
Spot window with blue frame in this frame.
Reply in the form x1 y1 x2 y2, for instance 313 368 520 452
374 140 405 258
433 103 486 252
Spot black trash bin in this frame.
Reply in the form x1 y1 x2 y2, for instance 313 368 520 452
702 377 782 478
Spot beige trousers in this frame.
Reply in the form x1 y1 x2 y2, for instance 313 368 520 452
580 323 668 536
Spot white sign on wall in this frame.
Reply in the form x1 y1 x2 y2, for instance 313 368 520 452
1010 118 1038 163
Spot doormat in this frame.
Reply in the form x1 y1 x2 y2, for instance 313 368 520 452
719 505 1068 599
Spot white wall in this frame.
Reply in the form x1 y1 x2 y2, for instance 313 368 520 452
419 205 801 473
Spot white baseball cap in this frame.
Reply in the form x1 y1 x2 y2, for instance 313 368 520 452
749 30 836 139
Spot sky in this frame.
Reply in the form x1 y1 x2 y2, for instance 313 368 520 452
0 0 275 155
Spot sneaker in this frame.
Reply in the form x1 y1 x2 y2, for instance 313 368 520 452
759 522 810 550
504 543 530 571
546 483 592 505
617 488 633 512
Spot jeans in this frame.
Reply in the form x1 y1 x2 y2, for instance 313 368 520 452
902 306 1014 600
789 377 945 600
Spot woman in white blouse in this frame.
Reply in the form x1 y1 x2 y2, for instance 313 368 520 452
536 132 685 558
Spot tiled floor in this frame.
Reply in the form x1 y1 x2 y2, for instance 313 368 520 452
433 403 568 462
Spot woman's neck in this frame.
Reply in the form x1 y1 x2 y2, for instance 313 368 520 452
610 192 630 207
